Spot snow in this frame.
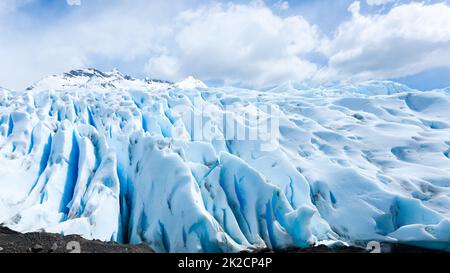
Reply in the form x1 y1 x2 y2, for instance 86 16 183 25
27 68 172 92
0 69 449 252
175 76 208 90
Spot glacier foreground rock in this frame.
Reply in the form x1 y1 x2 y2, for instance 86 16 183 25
0 69 449 252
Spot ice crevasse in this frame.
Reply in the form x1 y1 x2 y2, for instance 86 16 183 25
0 69 449 252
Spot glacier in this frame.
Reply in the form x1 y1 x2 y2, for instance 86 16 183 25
0 68 449 252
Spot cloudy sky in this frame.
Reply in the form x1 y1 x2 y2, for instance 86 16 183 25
0 0 449 90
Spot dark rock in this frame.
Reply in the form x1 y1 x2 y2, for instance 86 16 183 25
32 244 43 253
0 226 153 253
49 242 58 253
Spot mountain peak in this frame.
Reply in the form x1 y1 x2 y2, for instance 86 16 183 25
63 68 110 78
174 76 208 89
26 68 172 92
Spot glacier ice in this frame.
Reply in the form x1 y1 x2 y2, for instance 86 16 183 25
0 69 449 252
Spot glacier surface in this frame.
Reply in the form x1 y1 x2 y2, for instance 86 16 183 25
0 69 449 252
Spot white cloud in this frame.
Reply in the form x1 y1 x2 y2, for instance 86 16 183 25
145 2 320 86
0 0 450 89
145 55 180 80
274 1 290 11
348 1 361 16
320 2 450 82
0 0 183 89
67 0 81 6
366 0 394 6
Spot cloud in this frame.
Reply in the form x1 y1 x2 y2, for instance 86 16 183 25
348 1 361 16
273 1 290 11
0 0 184 89
366 0 394 6
67 0 81 6
145 2 321 87
145 55 180 80
0 0 449 90
319 1 450 82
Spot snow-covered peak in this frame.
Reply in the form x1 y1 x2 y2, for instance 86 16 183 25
174 76 208 89
26 68 173 92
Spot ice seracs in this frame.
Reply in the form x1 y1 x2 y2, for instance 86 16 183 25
0 69 449 252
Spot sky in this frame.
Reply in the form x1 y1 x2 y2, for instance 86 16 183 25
0 0 449 90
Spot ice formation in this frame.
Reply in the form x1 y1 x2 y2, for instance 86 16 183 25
0 69 449 252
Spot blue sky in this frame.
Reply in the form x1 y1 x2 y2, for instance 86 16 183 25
0 0 449 90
